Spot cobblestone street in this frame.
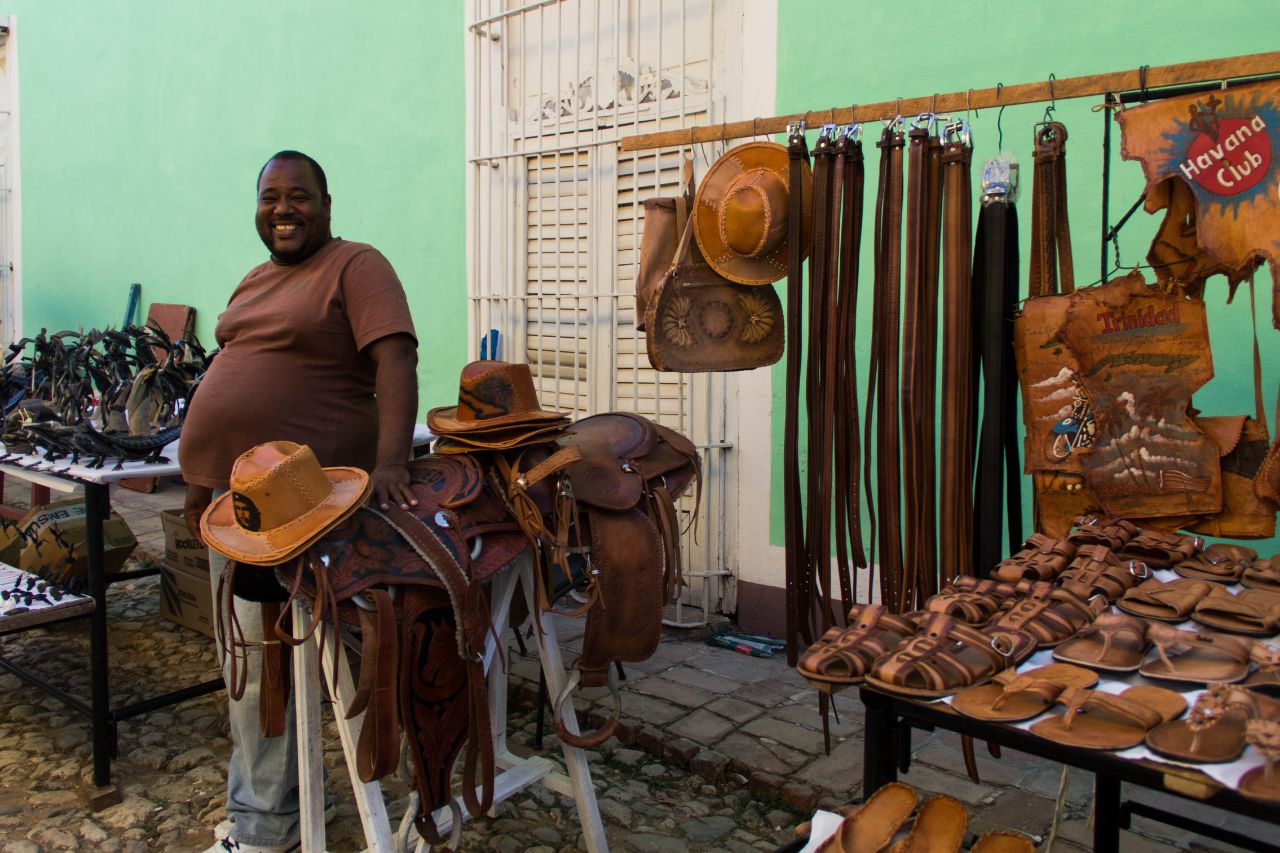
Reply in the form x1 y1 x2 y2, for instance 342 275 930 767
0 480 1268 851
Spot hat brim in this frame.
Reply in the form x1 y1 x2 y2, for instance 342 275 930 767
200 467 372 566
426 404 569 435
432 422 568 451
693 141 813 286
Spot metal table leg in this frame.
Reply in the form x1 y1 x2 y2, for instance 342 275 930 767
1094 772 1122 853
860 688 898 794
82 482 120 809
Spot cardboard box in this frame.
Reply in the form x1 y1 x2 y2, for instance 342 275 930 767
17 499 137 585
159 562 215 638
161 508 210 574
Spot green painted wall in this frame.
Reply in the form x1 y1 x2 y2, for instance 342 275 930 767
773 2 1280 556
4 1 469 406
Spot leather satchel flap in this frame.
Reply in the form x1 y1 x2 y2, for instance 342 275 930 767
1196 415 1248 458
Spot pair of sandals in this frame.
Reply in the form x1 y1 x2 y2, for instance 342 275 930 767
1042 617 1254 684
951 663 1186 750
1070 515 1204 567
1118 577 1280 636
814 782 1033 852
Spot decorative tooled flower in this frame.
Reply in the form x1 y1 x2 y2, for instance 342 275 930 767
737 291 776 343
661 295 695 347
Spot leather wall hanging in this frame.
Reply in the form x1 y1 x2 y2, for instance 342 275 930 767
1116 80 1280 327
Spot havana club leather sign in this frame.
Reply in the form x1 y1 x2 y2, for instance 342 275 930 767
1117 81 1280 321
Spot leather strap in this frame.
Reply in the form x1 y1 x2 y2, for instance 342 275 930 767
784 126 811 662
939 135 976 580
866 123 906 612
1029 122 1074 298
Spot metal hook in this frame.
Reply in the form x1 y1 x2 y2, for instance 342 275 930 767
1139 64 1150 103
996 82 1006 150
1042 73 1058 123
965 88 973 124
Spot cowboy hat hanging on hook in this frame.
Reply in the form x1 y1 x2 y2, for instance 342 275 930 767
642 140 812 372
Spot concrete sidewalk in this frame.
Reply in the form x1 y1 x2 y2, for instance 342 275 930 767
0 475 1264 851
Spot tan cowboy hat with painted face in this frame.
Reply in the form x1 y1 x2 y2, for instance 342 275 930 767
693 141 813 285
200 441 371 566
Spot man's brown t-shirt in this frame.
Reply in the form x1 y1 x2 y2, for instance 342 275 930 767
180 239 416 489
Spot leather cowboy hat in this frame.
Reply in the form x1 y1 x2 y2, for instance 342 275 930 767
427 361 569 435
200 441 371 566
693 141 812 285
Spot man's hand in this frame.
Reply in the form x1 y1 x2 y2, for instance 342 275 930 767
371 462 416 511
184 484 214 546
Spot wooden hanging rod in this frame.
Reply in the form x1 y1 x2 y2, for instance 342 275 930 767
618 50 1280 152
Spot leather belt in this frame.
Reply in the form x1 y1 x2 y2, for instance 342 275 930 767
939 129 976 580
866 123 906 612
785 125 812 661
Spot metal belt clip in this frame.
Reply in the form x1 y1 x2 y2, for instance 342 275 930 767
944 119 972 148
786 120 805 143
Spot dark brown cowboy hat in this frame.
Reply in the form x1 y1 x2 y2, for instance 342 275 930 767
693 141 812 285
201 441 371 566
427 361 570 435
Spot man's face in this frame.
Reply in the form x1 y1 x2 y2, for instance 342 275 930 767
255 158 332 264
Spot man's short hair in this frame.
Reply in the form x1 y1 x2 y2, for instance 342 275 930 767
258 150 328 198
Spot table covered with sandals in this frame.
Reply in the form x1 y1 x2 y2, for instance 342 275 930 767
796 516 1280 853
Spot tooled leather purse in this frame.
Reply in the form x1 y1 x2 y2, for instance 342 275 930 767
641 179 785 372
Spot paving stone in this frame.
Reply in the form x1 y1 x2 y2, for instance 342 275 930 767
1014 763 1095 807
741 717 826 755
718 732 806 777
912 742 1023 787
897 763 997 805
748 770 784 801
691 749 729 782
668 709 736 745
704 696 766 724
965 788 1053 840
662 666 743 694
623 832 691 852
687 648 788 684
617 691 690 727
630 676 716 709
793 733 864 796
663 737 700 765
680 815 737 843
770 700 862 737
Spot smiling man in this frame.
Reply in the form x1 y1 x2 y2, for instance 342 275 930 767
180 150 418 853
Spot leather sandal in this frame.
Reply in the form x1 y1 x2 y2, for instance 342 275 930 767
922 577 1017 626
968 830 1036 853
1240 718 1280 802
815 781 919 852
1245 641 1280 694
1117 527 1203 566
1138 624 1252 684
1056 544 1149 603
951 663 1098 723
1029 685 1186 750
884 795 967 853
1193 587 1280 637
866 614 1035 699
1117 577 1215 623
1067 515 1139 550
987 582 1106 649
1052 614 1150 673
992 533 1076 583
1175 548 1250 584
1243 556 1280 592
1146 683 1275 763
797 604 917 685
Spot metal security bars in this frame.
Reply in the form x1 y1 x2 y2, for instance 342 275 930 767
465 0 746 625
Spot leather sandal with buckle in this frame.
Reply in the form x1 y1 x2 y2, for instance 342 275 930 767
1029 685 1186 750
1139 624 1252 684
1117 527 1203 566
865 614 1035 699
1052 613 1150 673
921 577 1018 626
1176 547 1252 584
987 582 1106 649
797 604 918 685
1056 544 1149 603
992 533 1076 583
1117 577 1214 623
951 663 1098 723
1067 516 1139 551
